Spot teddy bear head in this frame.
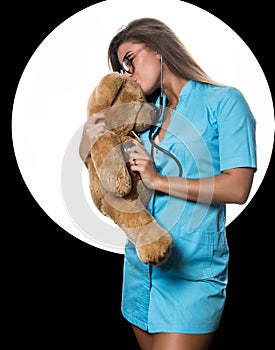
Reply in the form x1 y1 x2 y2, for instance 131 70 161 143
87 72 160 135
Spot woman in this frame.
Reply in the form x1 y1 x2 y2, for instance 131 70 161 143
79 18 257 350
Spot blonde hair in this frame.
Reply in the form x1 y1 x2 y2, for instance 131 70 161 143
108 18 219 100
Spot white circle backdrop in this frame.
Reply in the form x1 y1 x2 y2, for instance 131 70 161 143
12 0 274 253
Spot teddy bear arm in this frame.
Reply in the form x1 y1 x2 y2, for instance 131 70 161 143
91 131 132 197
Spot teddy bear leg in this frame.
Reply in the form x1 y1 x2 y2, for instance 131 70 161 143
101 193 173 266
131 223 174 266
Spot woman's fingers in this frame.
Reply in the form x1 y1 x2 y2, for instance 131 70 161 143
128 144 152 170
87 112 106 125
129 144 150 160
85 112 107 142
79 112 107 166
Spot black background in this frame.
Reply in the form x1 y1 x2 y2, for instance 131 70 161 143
8 1 274 348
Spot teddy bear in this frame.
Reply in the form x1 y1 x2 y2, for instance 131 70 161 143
86 72 173 265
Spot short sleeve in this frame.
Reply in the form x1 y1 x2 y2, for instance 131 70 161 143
217 88 257 172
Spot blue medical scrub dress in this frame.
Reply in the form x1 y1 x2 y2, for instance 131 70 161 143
121 80 257 334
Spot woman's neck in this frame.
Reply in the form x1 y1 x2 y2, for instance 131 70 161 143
163 68 189 109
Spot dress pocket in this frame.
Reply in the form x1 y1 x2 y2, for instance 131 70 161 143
157 229 229 281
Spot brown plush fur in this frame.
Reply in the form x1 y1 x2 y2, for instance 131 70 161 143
86 72 173 265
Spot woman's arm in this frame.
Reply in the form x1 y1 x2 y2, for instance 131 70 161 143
79 112 107 168
129 144 255 205
154 168 255 204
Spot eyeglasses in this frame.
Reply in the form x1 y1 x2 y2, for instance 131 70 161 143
121 46 145 74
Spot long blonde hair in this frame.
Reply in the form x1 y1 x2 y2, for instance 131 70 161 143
108 18 219 100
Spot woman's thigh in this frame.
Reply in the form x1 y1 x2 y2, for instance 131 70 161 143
132 325 153 350
151 332 215 350
132 325 214 350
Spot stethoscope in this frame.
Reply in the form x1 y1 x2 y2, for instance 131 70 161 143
148 103 183 177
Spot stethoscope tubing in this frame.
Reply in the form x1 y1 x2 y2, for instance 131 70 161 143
149 124 183 178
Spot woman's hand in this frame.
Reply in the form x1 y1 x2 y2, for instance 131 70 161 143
128 144 162 190
79 112 107 167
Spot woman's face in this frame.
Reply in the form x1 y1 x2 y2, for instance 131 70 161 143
117 41 161 95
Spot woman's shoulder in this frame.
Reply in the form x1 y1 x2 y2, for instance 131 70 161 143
207 82 243 99
194 81 246 106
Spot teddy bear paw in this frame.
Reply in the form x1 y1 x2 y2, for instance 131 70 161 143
136 233 173 266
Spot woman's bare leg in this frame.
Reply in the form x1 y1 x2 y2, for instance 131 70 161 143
132 325 214 350
132 325 153 350
151 332 215 350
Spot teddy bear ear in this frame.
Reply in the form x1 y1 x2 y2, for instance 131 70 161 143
87 72 126 116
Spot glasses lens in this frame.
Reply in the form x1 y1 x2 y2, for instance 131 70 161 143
122 57 134 74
